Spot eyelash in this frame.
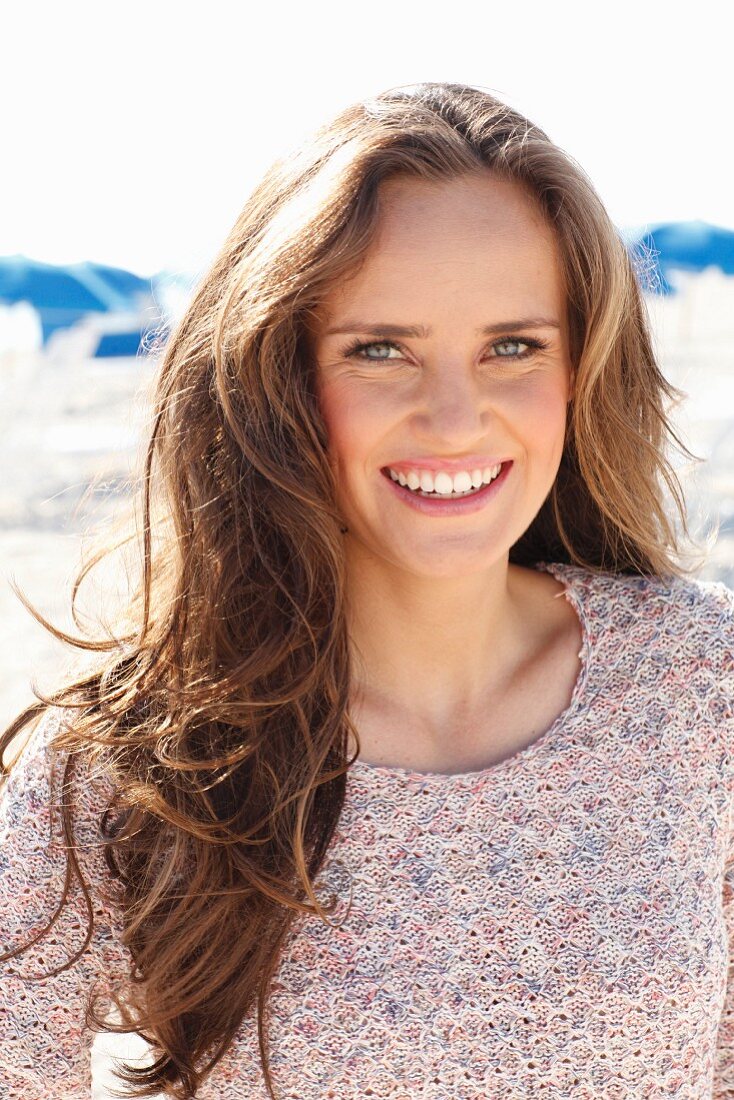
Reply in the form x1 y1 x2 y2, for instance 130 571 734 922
340 335 549 364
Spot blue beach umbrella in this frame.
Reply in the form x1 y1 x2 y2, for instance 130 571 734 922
628 221 734 294
0 255 154 344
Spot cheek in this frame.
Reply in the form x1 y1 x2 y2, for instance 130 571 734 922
317 380 388 472
502 374 570 454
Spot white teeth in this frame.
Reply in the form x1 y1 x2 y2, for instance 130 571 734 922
433 472 454 494
387 463 504 496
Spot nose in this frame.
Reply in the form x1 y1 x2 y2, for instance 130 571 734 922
415 365 490 445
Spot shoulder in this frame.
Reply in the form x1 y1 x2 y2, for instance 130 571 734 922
542 561 733 702
1 703 119 870
591 566 733 651
1 704 127 978
545 559 733 632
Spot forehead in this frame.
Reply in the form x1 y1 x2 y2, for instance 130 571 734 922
319 172 565 324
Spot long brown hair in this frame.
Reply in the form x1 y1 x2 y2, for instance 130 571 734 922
0 81 699 1099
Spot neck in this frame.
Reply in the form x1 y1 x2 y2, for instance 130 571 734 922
344 545 529 733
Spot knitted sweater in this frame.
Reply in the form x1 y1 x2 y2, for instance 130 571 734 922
1 561 734 1100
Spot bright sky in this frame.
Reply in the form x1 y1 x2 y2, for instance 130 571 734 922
2 0 730 277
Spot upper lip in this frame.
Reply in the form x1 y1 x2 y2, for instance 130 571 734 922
382 456 510 474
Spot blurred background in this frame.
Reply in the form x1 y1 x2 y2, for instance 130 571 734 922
2 0 733 740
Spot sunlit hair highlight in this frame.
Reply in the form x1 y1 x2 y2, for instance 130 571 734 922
0 81 701 1099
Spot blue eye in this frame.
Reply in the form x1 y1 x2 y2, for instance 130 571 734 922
340 335 549 363
493 340 529 357
344 340 402 360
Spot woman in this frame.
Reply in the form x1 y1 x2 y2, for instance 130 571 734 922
1 81 732 1099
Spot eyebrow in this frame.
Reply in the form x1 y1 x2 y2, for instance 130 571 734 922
324 318 562 338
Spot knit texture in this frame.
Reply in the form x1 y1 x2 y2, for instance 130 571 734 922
1 561 734 1099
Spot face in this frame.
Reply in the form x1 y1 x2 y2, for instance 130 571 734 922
312 171 574 579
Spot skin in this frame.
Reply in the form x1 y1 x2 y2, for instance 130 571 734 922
312 170 583 774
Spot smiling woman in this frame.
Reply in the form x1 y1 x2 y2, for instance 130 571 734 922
310 171 582 773
1 81 733 1100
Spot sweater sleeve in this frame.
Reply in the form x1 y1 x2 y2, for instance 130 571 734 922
715 863 734 1097
711 580 734 1098
0 707 131 1099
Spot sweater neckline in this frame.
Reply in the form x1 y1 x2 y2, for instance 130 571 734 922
346 560 594 790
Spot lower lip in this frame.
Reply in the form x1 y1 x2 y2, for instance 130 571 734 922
381 462 512 516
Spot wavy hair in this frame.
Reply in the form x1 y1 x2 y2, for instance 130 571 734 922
0 81 699 1098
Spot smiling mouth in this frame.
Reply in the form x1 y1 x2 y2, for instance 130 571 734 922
380 462 509 499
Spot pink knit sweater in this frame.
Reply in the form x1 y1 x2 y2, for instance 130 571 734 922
1 561 734 1099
